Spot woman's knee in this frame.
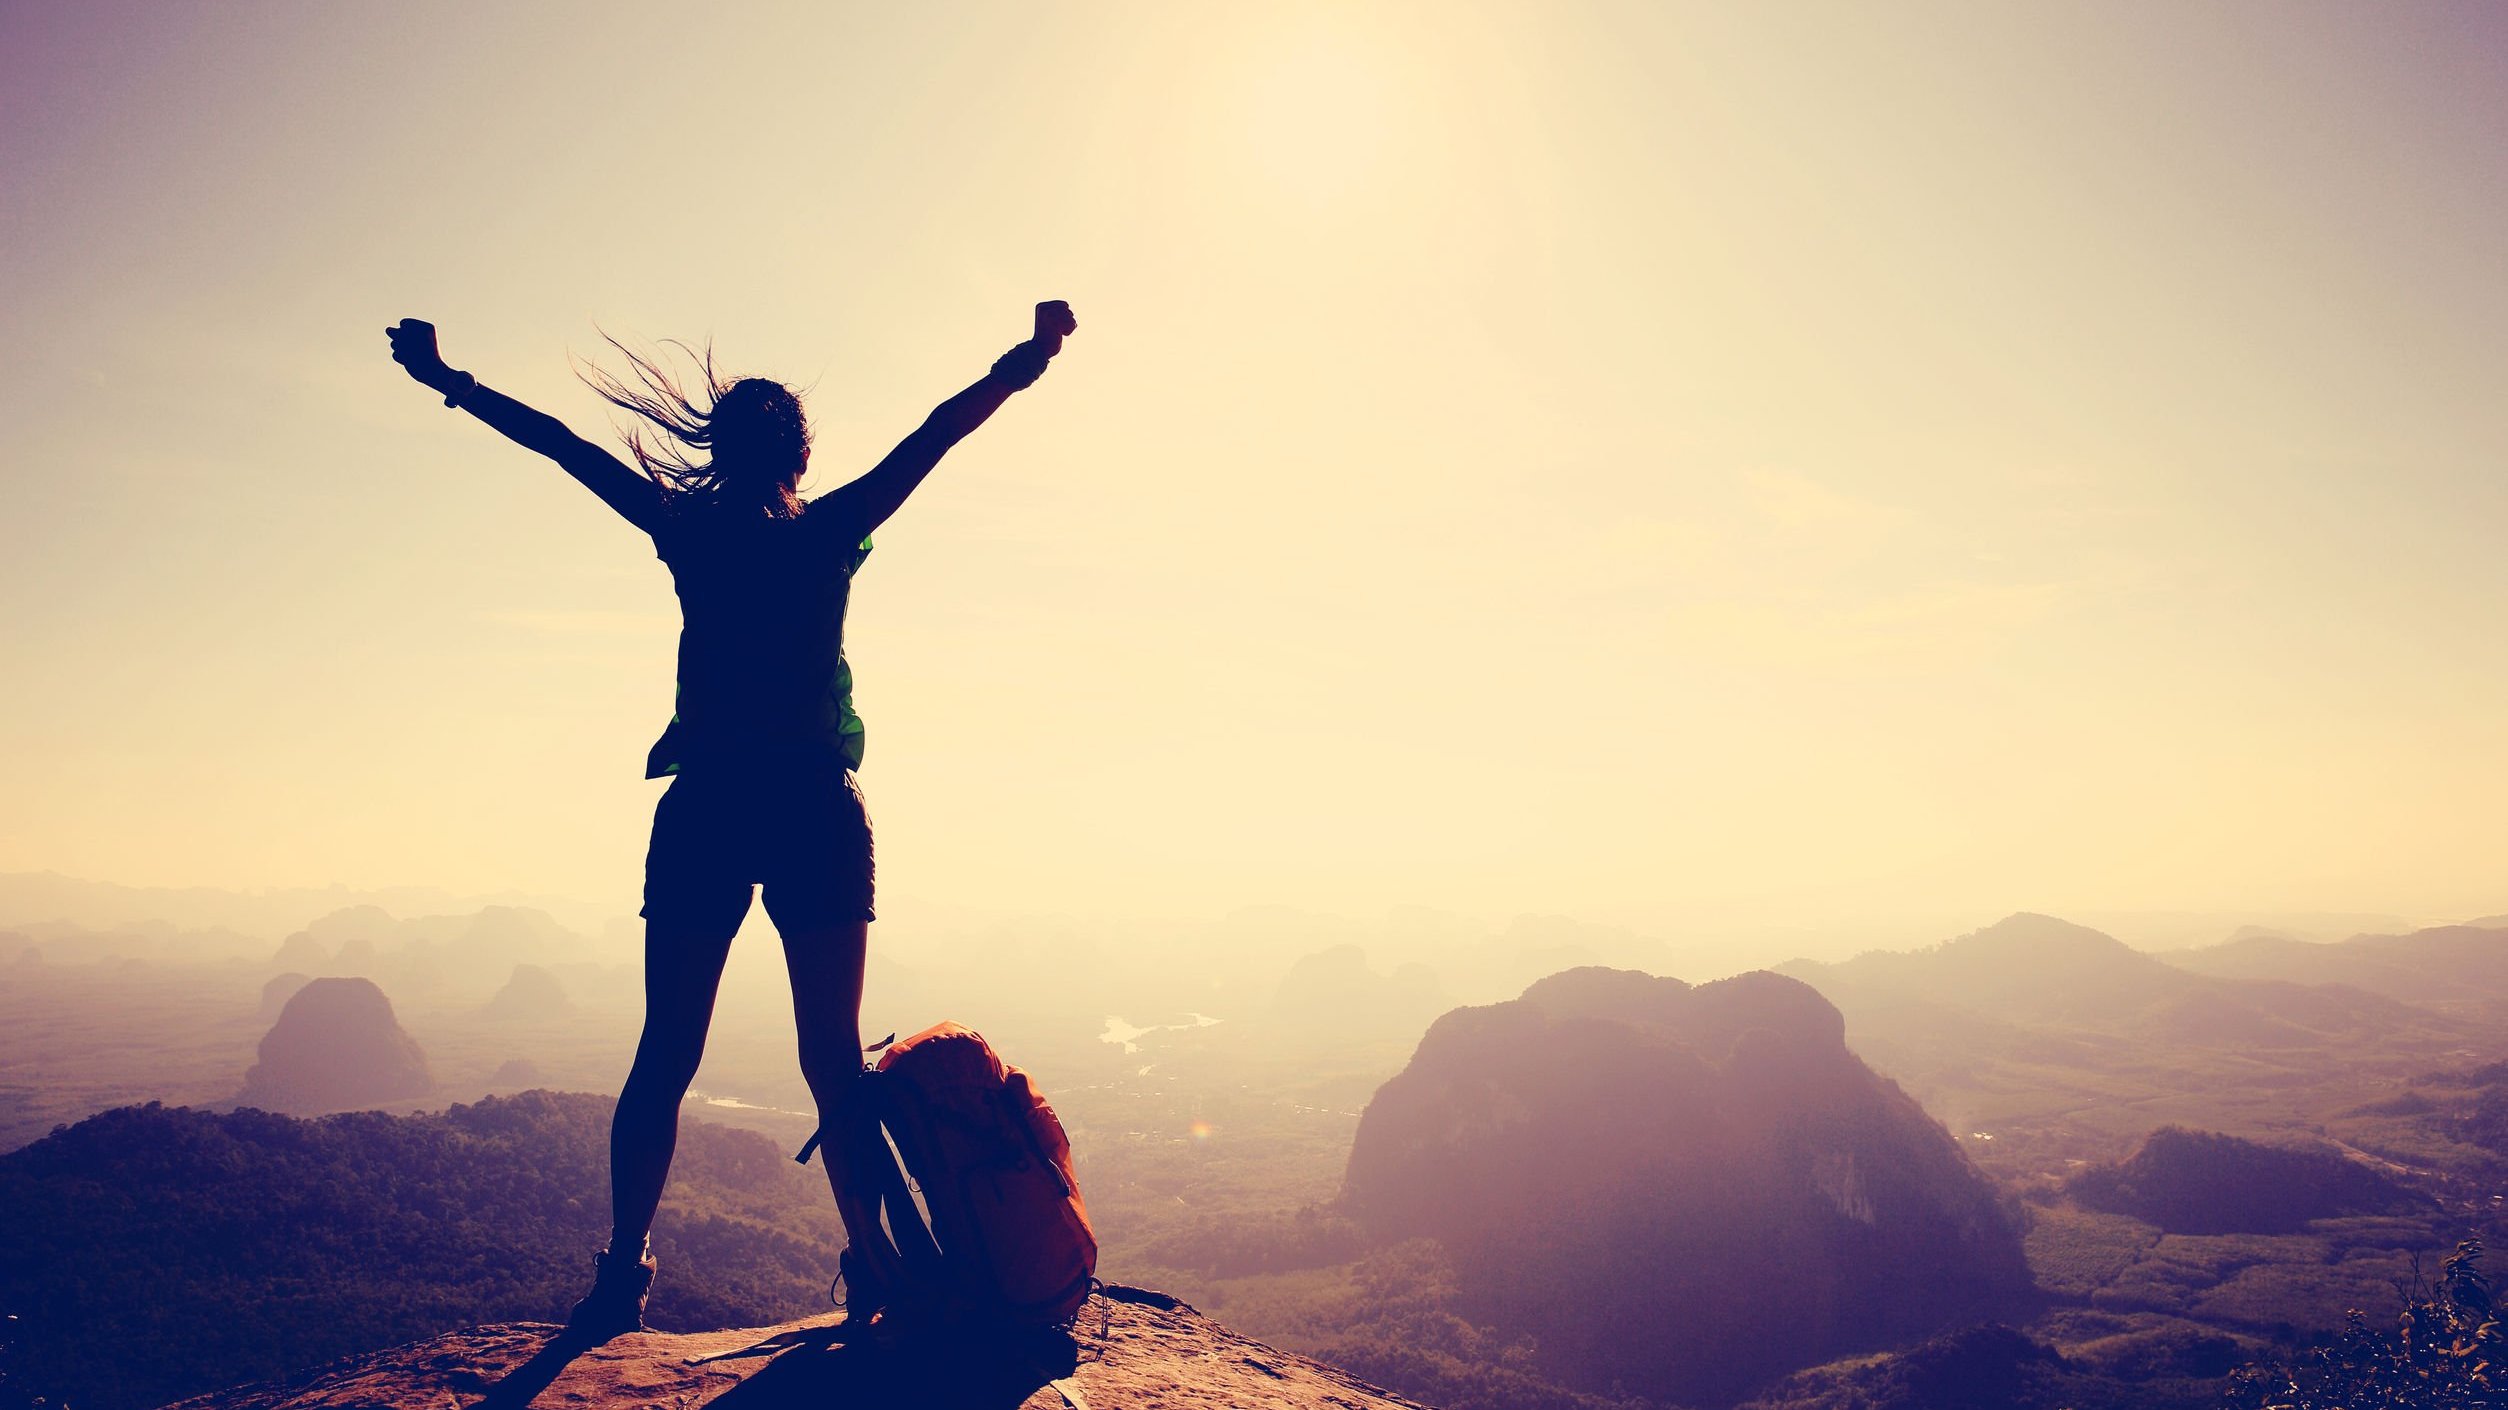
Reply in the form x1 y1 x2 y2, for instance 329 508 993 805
623 1033 707 1100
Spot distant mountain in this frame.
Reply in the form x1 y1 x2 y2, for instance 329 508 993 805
1781 914 2198 1026
1342 967 2032 1406
285 904 405 955
269 930 330 971
237 977 432 1113
0 1092 845 1410
261 904 598 1005
1434 913 1684 1006
1735 1320 2239 1410
258 971 312 1018
487 1056 546 1087
2067 1126 2422 1234
1266 944 1445 1039
2 916 266 964
1781 913 2449 1045
0 870 621 944
482 962 572 1021
2160 924 2508 1010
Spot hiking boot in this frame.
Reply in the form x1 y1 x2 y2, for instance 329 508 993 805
565 1240 657 1342
839 1243 907 1321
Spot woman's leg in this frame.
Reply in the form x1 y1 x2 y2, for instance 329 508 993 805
607 921 740 1254
780 923 876 1205
780 918 866 1111
779 919 912 1294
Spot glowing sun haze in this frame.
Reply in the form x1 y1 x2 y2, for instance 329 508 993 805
2 2 2504 948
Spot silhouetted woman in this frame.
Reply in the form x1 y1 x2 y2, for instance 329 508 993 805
385 301 1077 1338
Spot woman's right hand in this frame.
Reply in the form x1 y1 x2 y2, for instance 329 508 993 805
385 318 454 391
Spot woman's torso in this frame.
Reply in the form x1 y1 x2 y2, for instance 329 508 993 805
645 503 870 779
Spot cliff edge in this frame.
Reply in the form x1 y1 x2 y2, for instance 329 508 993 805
162 1286 1431 1410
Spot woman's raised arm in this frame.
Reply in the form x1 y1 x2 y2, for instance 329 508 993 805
386 318 663 533
812 301 1077 539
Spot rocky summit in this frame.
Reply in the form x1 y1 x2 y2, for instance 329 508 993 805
161 1286 1428 1410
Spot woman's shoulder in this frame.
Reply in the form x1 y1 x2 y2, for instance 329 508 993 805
651 493 798 534
652 495 847 562
648 494 742 560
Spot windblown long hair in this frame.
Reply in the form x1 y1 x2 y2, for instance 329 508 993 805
577 335 812 518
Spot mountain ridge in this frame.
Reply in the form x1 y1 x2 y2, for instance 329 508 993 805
1776 911 2464 1044
2158 922 2508 1009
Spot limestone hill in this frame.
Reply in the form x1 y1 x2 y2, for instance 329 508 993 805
2066 1125 2423 1234
481 962 571 1021
236 976 431 1113
1342 966 2031 1405
258 970 312 1018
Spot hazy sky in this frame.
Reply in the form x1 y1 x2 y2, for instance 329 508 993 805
4 2 2505 944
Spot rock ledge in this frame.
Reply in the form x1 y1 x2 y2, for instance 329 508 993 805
165 1285 1431 1410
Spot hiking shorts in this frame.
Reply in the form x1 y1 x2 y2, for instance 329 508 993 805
640 762 876 935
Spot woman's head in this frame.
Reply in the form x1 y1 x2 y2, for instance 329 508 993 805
579 336 812 516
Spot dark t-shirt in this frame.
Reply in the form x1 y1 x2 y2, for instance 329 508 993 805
643 497 874 780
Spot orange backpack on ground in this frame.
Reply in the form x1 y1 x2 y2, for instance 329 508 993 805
800 1022 1098 1328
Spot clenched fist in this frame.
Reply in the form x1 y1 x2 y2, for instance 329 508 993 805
1033 300 1077 350
384 318 455 391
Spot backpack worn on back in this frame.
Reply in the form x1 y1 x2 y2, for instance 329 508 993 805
799 1022 1098 1328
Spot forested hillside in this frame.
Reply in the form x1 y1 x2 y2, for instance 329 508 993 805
0 1093 843 1410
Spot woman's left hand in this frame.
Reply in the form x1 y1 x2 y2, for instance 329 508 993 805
1033 300 1077 350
